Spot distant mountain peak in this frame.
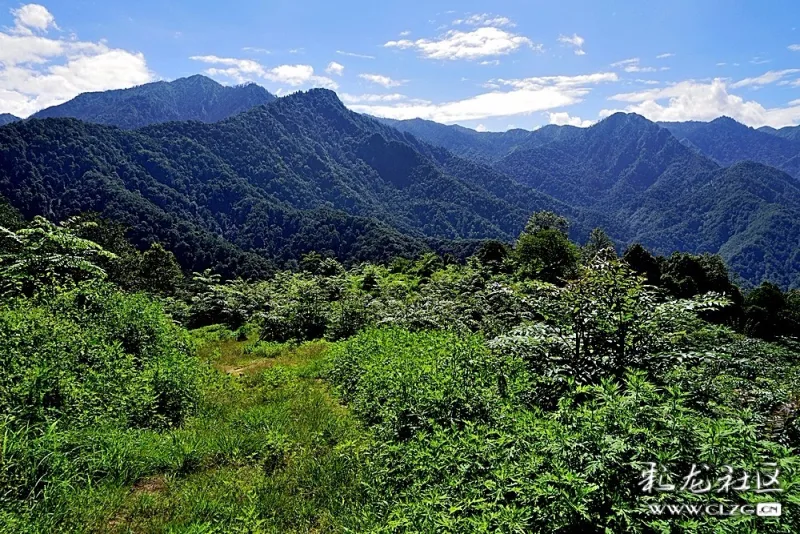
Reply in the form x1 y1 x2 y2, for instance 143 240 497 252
30 75 275 129
0 113 20 126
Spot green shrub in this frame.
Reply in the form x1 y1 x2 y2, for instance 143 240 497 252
329 328 505 440
0 283 201 431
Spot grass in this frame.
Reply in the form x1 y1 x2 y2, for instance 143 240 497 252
12 325 371 533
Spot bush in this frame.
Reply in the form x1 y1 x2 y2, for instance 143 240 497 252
329 328 505 440
0 283 201 431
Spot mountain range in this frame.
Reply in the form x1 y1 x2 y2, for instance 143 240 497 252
0 114 19 127
30 75 276 129
1 75 799 287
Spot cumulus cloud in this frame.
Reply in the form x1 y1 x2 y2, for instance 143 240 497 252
730 69 800 88
0 4 153 117
452 13 515 27
474 123 487 132
608 77 800 127
190 55 338 89
558 34 586 55
10 3 57 34
385 27 539 60
346 71 617 123
790 44 800 52
325 61 344 76
548 111 594 127
358 73 405 87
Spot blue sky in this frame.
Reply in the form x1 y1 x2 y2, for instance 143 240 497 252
2 1 800 130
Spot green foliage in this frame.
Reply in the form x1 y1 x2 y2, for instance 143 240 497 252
523 210 570 236
581 227 616 263
514 228 579 284
0 283 200 431
330 328 503 440
0 216 117 297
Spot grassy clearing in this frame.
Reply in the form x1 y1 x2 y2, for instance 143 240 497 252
8 325 370 533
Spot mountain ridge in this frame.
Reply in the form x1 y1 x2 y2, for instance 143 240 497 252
30 75 276 129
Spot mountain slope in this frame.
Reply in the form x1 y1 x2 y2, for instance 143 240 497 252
760 124 800 142
0 114 20 126
31 75 276 129
660 117 800 178
388 112 800 287
0 89 583 277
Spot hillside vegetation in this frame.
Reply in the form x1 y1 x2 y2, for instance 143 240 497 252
1 210 798 532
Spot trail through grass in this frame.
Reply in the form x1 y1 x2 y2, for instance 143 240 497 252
59 325 370 533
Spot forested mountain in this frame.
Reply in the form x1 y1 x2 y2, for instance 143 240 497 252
0 89 591 278
660 117 800 177
30 75 276 129
383 117 583 162
0 114 19 126
760 124 800 142
385 112 800 287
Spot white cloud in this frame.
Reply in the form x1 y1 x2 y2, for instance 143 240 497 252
399 30 411 36
610 57 657 73
608 77 800 127
548 111 593 127
656 53 674 59
731 69 800 88
10 3 57 35
385 27 539 60
190 56 338 89
336 50 375 59
358 73 405 87
452 13 515 27
0 4 153 117
716 62 727 66
635 79 660 85
340 93 413 103
495 72 619 89
750 56 771 65
325 61 344 76
790 44 800 52
474 124 487 132
480 59 500 66
242 47 270 54
558 34 586 55
346 71 617 124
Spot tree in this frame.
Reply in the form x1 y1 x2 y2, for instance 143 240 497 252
622 243 661 286
138 243 184 296
514 229 579 284
743 282 797 339
0 216 116 297
581 228 616 264
523 211 569 236
473 240 511 274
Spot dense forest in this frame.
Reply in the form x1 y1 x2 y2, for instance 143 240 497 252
2 81 800 287
388 113 800 289
0 208 798 532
